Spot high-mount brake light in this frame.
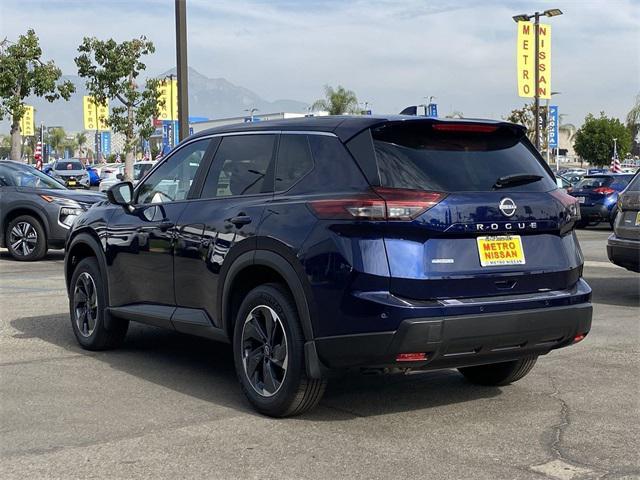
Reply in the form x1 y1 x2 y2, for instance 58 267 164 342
308 188 446 221
431 123 499 133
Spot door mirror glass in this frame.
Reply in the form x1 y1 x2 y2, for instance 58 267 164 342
107 181 133 206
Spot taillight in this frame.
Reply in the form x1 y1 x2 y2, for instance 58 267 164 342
431 123 498 133
550 189 581 223
593 187 615 195
308 188 446 221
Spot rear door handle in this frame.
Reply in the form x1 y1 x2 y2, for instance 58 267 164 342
228 215 252 227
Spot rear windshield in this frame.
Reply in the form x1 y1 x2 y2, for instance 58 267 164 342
371 123 556 192
55 160 83 171
576 175 631 190
625 172 640 191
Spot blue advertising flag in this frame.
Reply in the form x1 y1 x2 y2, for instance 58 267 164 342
427 103 438 118
548 106 559 148
100 131 112 155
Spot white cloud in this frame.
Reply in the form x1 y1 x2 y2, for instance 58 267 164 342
1 0 638 123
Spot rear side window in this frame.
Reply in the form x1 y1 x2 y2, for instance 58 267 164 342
201 134 275 198
372 122 556 192
275 134 314 191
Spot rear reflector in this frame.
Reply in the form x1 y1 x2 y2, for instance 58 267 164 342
573 333 587 344
396 353 428 362
309 188 446 221
431 123 498 133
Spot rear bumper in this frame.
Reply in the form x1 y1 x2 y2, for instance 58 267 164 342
607 234 640 272
580 204 613 222
315 282 592 370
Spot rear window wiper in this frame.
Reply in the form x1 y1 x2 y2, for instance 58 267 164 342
492 174 543 189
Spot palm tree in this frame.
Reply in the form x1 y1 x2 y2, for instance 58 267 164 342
48 127 66 157
311 85 358 115
75 132 87 157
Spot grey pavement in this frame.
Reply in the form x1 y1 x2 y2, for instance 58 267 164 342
0 227 638 480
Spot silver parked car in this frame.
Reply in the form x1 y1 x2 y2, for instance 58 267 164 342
49 158 91 189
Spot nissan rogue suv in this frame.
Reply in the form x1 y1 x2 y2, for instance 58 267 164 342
64 116 592 417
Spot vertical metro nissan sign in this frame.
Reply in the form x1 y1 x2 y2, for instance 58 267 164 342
517 21 551 99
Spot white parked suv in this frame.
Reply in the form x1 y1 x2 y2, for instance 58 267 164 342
99 161 155 192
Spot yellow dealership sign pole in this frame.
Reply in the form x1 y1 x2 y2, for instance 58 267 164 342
19 105 35 137
83 96 109 161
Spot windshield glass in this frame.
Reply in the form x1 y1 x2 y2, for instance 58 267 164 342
372 123 556 192
0 163 66 189
576 175 631 190
55 160 84 171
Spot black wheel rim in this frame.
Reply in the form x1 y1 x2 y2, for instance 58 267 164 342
241 305 288 397
73 272 98 337
8 221 38 256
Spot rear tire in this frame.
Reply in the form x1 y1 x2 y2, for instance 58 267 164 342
233 283 327 417
458 356 538 386
69 257 128 350
6 215 47 261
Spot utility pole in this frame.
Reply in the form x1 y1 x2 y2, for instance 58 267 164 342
175 0 190 142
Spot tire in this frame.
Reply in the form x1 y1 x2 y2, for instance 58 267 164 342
69 257 128 350
233 283 327 417
6 215 47 261
458 355 538 386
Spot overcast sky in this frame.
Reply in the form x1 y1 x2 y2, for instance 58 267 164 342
1 0 638 125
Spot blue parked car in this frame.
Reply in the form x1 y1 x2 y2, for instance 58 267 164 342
86 165 101 186
570 174 634 228
64 116 592 417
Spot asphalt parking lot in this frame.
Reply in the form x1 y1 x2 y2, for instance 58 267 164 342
0 227 638 480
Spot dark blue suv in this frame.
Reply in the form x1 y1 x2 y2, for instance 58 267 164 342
64 116 592 417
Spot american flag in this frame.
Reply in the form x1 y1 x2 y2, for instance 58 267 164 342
610 143 622 173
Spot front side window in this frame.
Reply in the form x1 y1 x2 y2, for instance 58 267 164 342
201 134 275 198
136 140 210 204
275 134 314 191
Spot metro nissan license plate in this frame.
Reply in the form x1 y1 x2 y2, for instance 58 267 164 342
68 180 76 186
477 235 526 267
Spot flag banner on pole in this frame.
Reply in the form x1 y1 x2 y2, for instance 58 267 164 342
517 21 534 98
548 106 559 148
83 96 109 131
611 144 621 173
537 23 552 99
156 79 178 121
20 105 35 136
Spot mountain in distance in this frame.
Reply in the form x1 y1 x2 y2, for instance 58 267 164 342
15 67 308 132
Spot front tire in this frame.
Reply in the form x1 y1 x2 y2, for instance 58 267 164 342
458 356 538 386
233 283 326 417
6 215 47 261
69 257 128 350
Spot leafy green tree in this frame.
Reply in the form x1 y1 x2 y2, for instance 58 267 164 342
574 113 632 166
75 36 161 180
505 102 549 149
626 93 640 155
312 85 358 115
0 29 74 160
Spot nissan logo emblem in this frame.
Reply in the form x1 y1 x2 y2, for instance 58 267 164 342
499 198 517 217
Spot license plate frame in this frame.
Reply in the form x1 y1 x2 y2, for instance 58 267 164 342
67 180 77 186
577 196 586 204
477 235 526 267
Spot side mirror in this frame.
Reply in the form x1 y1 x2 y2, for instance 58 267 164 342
107 181 134 206
116 173 124 180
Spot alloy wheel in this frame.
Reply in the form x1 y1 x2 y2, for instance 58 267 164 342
241 305 289 397
9 221 38 257
73 272 98 337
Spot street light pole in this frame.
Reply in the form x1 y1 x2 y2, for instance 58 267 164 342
175 0 190 142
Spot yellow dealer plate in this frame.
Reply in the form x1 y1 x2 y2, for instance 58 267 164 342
635 211 640 226
477 235 525 267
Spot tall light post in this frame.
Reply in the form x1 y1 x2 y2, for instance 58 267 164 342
513 8 563 151
175 0 189 142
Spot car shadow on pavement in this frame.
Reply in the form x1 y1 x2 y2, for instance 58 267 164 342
0 249 65 262
11 313 502 419
584 274 640 308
